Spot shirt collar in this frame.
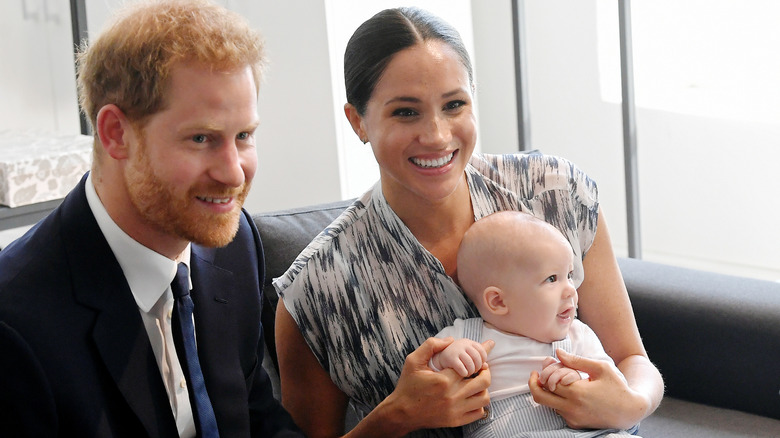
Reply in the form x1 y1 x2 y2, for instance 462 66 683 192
85 173 191 312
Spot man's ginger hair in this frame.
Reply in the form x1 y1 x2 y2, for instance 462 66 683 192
76 0 265 151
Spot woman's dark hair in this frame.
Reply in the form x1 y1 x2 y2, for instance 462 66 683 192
344 7 474 115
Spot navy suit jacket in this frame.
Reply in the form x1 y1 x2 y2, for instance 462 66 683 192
0 175 303 437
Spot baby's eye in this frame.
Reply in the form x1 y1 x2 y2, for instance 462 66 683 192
192 134 208 143
545 275 558 283
567 271 574 280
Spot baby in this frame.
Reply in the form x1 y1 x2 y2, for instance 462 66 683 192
430 211 638 437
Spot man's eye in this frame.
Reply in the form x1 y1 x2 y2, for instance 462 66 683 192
237 132 250 140
192 134 208 143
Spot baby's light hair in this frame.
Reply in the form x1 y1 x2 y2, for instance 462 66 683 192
457 211 569 306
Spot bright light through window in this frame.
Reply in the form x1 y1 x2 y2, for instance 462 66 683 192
597 0 780 125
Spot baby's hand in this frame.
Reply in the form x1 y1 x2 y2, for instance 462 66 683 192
429 338 489 377
539 356 583 392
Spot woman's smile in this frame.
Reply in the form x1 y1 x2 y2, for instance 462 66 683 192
410 151 456 169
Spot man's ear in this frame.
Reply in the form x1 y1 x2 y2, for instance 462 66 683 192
344 103 367 143
95 104 132 160
483 286 509 316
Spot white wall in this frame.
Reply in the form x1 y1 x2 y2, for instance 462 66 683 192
521 1 630 254
1 0 80 134
229 0 343 212
470 0 520 155
3 0 778 281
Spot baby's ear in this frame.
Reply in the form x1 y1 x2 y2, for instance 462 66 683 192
483 286 509 316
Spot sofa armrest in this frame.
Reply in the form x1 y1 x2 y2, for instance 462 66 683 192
618 257 780 420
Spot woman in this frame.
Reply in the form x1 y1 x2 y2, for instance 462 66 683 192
274 7 663 438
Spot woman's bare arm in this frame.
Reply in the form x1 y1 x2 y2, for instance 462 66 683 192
276 301 492 437
276 302 349 436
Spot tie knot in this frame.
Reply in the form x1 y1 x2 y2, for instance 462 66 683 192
171 263 190 299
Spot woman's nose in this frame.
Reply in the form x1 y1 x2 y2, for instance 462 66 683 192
418 115 451 146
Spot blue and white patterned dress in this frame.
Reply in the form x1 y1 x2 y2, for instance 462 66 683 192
275 152 599 437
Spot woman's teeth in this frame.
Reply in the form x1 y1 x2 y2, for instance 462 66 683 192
410 152 454 169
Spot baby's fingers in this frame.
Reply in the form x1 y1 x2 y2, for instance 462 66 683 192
559 370 582 387
539 358 564 386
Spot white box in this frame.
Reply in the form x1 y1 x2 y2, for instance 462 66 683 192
0 130 92 208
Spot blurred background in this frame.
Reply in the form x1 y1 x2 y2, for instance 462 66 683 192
1 0 778 282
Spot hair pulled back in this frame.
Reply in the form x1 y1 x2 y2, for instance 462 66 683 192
344 7 473 115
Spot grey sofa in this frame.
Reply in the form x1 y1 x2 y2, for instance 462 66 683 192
254 200 780 437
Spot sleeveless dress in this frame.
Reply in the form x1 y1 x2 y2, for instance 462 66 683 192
275 152 599 437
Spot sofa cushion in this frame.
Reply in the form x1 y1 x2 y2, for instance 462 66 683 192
639 396 780 437
619 257 780 420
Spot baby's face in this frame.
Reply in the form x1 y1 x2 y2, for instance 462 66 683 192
496 236 578 343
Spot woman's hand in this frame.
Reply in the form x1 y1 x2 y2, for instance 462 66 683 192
365 337 492 435
528 349 649 430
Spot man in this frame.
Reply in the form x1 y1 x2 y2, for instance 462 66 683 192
0 1 302 436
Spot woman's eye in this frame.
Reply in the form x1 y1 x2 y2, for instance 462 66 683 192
444 100 466 111
392 108 418 118
546 275 558 283
192 134 208 143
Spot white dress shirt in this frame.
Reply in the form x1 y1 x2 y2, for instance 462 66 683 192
85 174 196 438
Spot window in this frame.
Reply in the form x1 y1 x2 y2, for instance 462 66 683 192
523 0 779 281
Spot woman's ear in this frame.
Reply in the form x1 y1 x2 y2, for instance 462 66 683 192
344 103 368 143
483 286 509 316
95 104 132 160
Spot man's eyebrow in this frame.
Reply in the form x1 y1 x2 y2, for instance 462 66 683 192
179 122 222 132
178 119 260 133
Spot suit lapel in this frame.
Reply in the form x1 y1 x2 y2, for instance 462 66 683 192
190 244 241 426
190 244 235 356
61 175 177 437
